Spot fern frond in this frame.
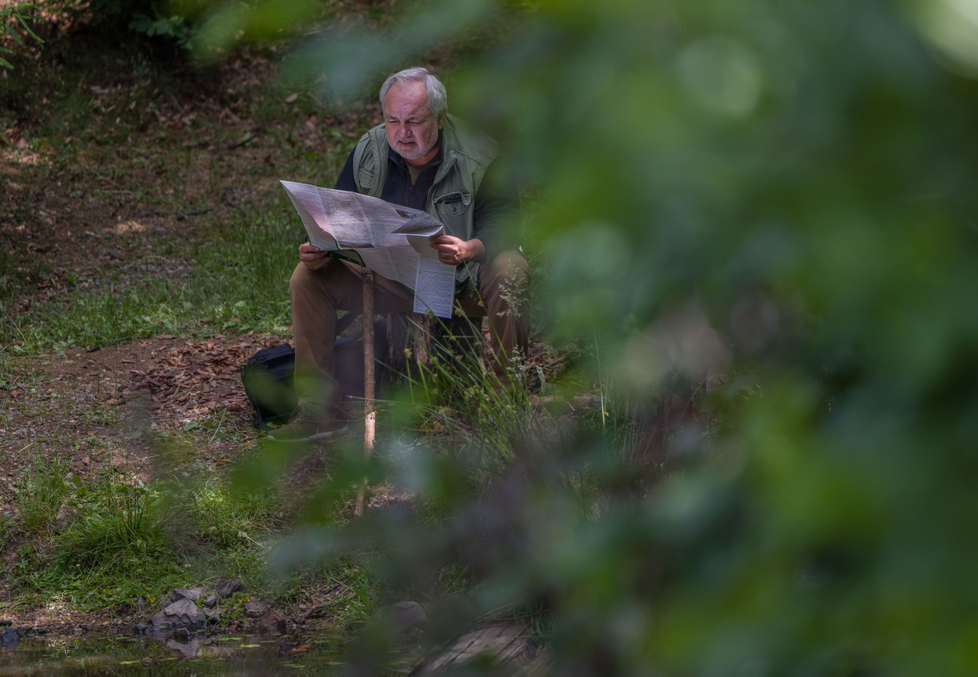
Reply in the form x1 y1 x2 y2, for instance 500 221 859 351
16 12 44 43
4 20 27 47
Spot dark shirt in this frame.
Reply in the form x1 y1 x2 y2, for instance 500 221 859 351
334 142 521 262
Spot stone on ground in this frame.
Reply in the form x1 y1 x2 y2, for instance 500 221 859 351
151 598 207 630
171 587 206 603
213 579 242 599
257 611 287 634
54 504 79 531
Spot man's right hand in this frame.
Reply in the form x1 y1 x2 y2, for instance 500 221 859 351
299 242 328 270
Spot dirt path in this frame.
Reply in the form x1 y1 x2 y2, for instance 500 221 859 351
0 332 283 492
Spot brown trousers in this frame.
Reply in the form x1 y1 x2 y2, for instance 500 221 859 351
289 251 530 406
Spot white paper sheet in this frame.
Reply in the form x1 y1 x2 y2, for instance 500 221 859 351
280 180 457 318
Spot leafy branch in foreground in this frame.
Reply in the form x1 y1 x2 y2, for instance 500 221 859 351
0 3 43 69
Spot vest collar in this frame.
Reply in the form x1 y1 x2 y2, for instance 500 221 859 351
432 121 459 185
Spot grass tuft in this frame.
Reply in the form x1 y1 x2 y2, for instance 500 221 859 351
11 450 72 535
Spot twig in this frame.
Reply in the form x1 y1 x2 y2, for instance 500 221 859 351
299 604 345 622
86 355 112 371
181 138 213 149
208 409 227 445
227 128 262 149
169 93 186 114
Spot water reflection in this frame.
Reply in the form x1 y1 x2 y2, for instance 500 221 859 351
0 630 344 675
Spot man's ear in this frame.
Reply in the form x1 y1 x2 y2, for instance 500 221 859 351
438 112 446 129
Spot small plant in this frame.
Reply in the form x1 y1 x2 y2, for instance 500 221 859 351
129 12 196 49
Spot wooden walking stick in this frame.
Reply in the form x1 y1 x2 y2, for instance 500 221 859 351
355 270 375 517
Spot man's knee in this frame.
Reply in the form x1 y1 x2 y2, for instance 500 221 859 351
493 251 529 276
290 261 316 299
479 250 531 327
290 258 352 305
482 251 530 290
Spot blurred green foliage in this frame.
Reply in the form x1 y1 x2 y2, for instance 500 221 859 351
187 0 978 674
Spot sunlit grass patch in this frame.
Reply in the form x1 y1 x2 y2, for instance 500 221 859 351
188 478 280 549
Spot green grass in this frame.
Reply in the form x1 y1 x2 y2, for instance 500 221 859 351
11 466 285 610
188 478 279 549
10 450 73 535
12 467 179 608
2 208 303 353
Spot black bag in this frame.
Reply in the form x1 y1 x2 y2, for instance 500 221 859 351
241 319 390 430
240 343 297 430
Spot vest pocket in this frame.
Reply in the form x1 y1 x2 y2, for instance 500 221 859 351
433 192 473 239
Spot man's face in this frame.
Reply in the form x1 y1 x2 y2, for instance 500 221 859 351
384 81 442 166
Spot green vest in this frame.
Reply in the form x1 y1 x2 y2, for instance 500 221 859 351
351 114 499 297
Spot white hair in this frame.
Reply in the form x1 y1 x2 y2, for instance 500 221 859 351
379 67 448 122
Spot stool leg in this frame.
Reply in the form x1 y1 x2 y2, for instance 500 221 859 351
355 272 376 518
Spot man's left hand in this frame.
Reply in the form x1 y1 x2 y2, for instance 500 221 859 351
429 234 485 266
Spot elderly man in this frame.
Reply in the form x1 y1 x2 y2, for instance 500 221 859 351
272 67 530 442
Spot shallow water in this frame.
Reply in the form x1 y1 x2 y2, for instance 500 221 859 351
0 631 347 676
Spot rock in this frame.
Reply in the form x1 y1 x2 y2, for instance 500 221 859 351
203 607 221 623
54 504 79 531
257 612 287 635
369 602 427 638
171 587 205 603
243 600 269 618
151 598 207 630
200 579 242 609
134 623 152 635
213 578 242 600
0 627 22 646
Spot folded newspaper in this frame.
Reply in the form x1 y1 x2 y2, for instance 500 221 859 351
280 180 456 318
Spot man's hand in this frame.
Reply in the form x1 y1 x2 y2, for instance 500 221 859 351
429 234 485 266
299 242 329 270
